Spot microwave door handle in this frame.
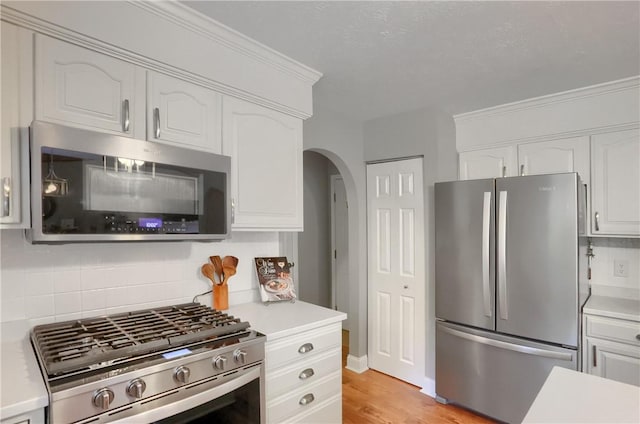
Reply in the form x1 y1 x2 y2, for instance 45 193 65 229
482 191 492 318
498 190 508 320
154 107 161 139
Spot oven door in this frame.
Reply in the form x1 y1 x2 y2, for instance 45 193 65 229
109 366 263 424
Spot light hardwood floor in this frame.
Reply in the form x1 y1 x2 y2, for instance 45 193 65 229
341 331 496 424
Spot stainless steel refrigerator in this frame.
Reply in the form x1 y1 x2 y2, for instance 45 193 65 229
434 173 589 424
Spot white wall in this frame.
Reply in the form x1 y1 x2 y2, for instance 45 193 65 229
303 104 367 358
590 238 640 298
363 107 457 394
0 229 279 325
298 151 332 308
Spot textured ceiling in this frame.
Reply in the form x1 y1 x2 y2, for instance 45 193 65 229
183 1 640 121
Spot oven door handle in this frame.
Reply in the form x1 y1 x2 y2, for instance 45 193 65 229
109 367 261 424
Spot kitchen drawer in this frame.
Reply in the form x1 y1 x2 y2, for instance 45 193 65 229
267 370 341 424
585 315 640 346
284 394 342 424
265 323 341 370
266 347 341 400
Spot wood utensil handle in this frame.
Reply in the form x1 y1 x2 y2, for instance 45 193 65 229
213 284 229 310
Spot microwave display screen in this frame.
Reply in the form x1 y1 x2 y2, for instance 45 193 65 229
139 218 163 228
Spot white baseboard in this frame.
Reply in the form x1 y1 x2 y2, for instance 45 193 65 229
419 377 436 397
345 354 368 373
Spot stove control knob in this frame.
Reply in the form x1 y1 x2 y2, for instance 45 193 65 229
213 355 228 370
92 388 114 410
126 378 146 399
234 349 248 365
174 365 191 384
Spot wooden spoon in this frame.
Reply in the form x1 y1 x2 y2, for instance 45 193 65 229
209 255 224 285
201 263 216 285
221 256 239 285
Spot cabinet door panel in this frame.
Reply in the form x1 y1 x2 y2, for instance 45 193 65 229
1 22 32 228
36 35 144 138
147 72 221 153
517 136 589 180
458 146 516 180
591 128 640 236
223 97 303 231
586 338 640 387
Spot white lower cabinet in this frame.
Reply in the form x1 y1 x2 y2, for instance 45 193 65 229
584 314 640 387
222 96 303 231
265 323 342 423
0 410 45 424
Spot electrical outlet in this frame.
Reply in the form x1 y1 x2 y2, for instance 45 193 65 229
613 259 629 278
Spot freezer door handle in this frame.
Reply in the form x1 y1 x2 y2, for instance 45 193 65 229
482 191 492 318
498 190 508 320
440 324 574 361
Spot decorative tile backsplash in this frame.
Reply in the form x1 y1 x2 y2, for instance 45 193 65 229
0 229 279 325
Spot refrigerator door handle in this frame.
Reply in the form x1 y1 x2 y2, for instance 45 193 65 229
482 191 492 318
439 324 574 361
498 190 508 320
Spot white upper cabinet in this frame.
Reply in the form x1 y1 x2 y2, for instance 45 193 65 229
517 136 590 181
36 35 146 138
591 128 640 236
1 22 33 229
458 146 516 180
146 72 222 153
222 97 303 231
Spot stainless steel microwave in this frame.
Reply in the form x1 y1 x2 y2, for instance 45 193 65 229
27 121 230 243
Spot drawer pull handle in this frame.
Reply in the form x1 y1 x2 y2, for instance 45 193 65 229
299 368 315 380
299 393 315 406
298 343 314 354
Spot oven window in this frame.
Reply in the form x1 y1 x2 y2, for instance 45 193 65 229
154 378 260 424
39 147 226 235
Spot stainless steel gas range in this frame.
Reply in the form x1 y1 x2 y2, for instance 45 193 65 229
30 303 265 423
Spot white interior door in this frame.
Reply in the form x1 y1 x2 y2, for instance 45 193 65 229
331 175 350 331
367 158 425 387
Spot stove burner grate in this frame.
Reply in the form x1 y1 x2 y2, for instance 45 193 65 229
32 303 249 376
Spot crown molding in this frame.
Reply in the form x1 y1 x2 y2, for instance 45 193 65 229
0 2 321 119
130 1 322 86
454 76 640 123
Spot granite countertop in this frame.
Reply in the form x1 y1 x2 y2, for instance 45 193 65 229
228 300 346 341
0 320 48 421
583 295 640 322
522 366 640 423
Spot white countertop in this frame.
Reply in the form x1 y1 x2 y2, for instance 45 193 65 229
0 320 48 421
228 300 346 340
522 366 640 423
583 295 640 322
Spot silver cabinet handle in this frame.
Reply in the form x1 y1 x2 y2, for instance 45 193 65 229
482 191 492 318
231 198 235 224
154 107 160 138
592 345 597 367
1 177 10 217
502 166 507 178
299 393 315 406
122 99 130 132
520 164 525 176
298 368 315 380
498 190 508 320
594 212 600 232
298 343 314 354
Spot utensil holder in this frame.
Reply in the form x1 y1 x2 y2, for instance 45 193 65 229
213 284 229 310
